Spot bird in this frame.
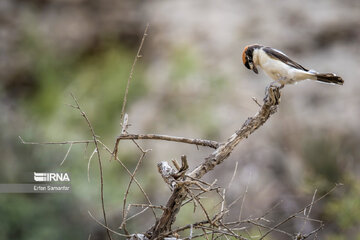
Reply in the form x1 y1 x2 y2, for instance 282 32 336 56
242 44 344 87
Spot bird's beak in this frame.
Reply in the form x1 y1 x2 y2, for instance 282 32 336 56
250 63 258 74
244 61 250 70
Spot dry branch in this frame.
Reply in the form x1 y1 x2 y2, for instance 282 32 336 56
117 134 220 149
157 161 178 189
147 85 281 239
189 85 280 179
113 133 219 160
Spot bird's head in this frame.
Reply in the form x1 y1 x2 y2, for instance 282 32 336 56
242 44 261 74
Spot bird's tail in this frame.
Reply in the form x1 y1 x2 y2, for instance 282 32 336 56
314 73 344 85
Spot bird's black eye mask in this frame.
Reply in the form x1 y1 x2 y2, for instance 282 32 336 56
246 53 258 74
244 59 251 69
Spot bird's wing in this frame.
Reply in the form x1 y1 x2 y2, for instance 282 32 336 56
263 47 309 71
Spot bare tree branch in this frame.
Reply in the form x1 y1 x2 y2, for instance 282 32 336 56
116 134 220 149
189 86 280 179
147 85 281 239
157 161 178 189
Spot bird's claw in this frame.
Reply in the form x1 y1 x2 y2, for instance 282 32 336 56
264 83 281 105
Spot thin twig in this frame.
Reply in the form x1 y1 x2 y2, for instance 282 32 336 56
303 223 324 238
19 136 93 145
87 148 97 182
97 140 157 218
60 142 73 165
299 189 318 234
252 97 262 107
114 23 149 161
88 211 130 238
221 189 226 214
259 184 340 240
227 161 238 189
117 134 219 149
120 152 148 233
71 93 112 240
120 23 149 123
295 215 323 223
121 113 129 134
239 172 251 221
246 220 293 238
188 189 213 226
182 186 219 207
183 231 222 240
189 224 193 240
201 228 210 240
125 207 149 222
130 203 167 210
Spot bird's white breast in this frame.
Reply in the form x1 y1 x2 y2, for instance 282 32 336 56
254 48 311 84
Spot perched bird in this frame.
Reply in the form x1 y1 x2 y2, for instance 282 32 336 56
242 44 344 86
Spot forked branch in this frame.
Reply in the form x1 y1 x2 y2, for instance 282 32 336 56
147 85 281 239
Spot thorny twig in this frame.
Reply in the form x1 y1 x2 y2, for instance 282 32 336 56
70 93 112 240
120 24 149 123
112 23 150 163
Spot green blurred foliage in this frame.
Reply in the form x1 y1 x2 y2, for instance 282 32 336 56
159 45 226 139
19 27 147 137
0 26 149 239
170 45 200 81
303 134 344 192
69 47 146 135
301 132 360 239
325 177 360 230
0 195 88 239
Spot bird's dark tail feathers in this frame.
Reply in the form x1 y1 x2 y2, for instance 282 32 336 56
315 73 344 85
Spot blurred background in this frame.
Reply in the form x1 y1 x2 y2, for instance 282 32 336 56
0 0 360 239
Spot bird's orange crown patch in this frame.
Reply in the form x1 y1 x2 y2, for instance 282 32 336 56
242 45 249 65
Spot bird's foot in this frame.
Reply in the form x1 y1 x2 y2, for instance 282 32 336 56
264 82 282 105
265 81 282 94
